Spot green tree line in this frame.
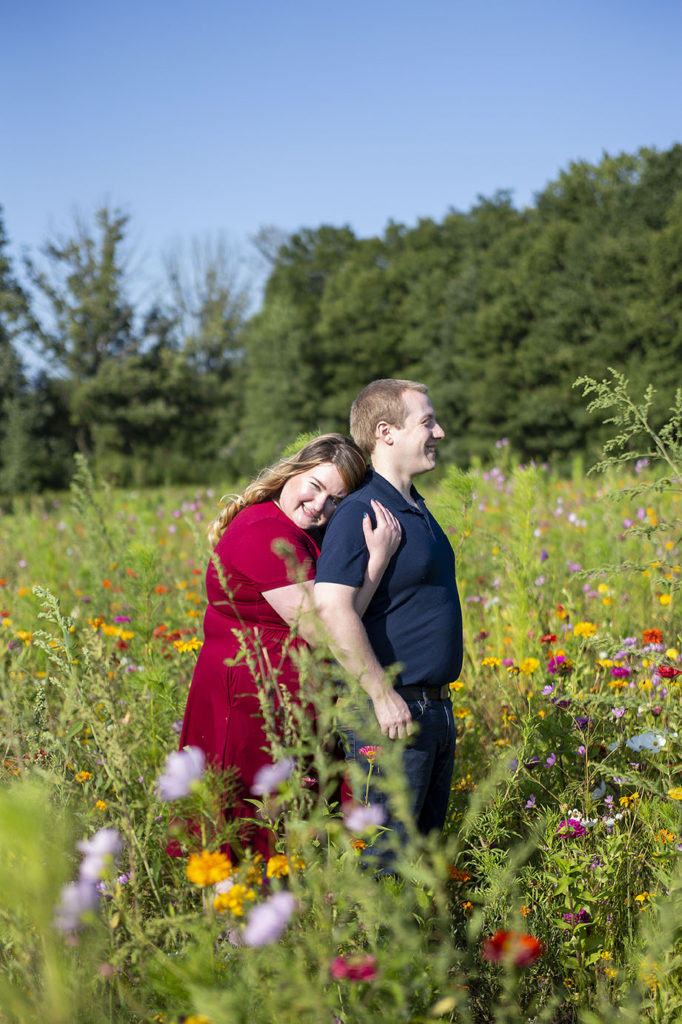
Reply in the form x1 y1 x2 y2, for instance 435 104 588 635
2 144 681 494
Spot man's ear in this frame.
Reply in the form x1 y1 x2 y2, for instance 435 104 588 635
375 420 393 446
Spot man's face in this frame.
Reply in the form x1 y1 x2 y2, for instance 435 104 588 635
388 390 445 477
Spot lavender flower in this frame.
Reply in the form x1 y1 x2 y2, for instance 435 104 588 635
343 803 386 831
77 828 123 882
155 746 205 801
243 891 296 947
546 753 557 767
54 879 100 932
525 794 536 809
251 757 295 796
612 707 626 719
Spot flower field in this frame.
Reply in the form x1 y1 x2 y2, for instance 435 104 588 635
1 399 681 1022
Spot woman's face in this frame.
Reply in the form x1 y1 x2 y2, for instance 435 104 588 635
277 461 347 531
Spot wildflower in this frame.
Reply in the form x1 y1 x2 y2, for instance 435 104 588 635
343 802 386 831
213 883 256 916
625 731 666 752
574 622 597 638
95 800 108 811
78 828 122 882
54 878 100 932
351 839 367 852
243 891 295 946
563 909 590 924
642 629 663 645
251 757 295 795
75 771 92 783
612 707 626 719
548 656 573 676
481 656 502 668
156 746 205 801
546 753 557 767
186 850 231 887
668 787 682 801
657 665 682 678
448 865 472 882
481 930 543 968
634 892 649 903
173 637 203 652
520 658 540 675
266 854 290 879
555 818 586 838
659 595 671 606
330 954 378 982
525 795 536 809
610 666 630 679
541 683 554 695
541 634 557 644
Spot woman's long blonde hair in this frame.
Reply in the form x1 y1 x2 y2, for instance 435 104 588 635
207 433 367 547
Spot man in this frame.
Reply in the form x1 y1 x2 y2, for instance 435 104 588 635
314 378 463 845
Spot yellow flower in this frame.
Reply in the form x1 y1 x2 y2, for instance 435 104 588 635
658 594 671 606
15 630 32 645
213 884 255 916
481 657 502 668
266 854 290 879
449 680 464 691
75 771 92 783
668 787 682 801
573 621 597 638
519 657 540 675
186 850 232 887
634 892 649 903
173 637 203 653
600 951 612 960
95 800 108 811
604 967 617 979
453 707 471 719
666 647 679 659
184 1016 214 1024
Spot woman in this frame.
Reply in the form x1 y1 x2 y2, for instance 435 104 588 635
177 434 400 858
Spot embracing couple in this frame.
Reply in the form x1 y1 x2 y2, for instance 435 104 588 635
178 378 463 864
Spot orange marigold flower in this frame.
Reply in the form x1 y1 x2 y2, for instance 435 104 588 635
482 930 543 968
186 849 232 887
448 865 472 883
642 629 663 645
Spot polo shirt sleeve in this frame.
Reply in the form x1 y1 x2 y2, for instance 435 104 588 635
315 500 369 588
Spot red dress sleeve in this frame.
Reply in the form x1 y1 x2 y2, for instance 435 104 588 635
228 505 319 591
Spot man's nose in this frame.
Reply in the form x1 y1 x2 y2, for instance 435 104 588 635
433 421 445 440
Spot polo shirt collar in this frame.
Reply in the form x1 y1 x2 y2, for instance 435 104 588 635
365 468 426 514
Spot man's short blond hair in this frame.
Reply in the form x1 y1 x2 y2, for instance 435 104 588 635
350 379 429 455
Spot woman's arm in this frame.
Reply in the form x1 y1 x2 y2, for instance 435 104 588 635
354 500 401 617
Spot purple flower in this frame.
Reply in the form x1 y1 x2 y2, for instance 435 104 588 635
577 745 586 756
114 616 131 623
612 707 626 719
243 891 296 947
540 548 549 563
251 757 295 796
563 908 590 924
343 803 386 831
567 562 582 572
611 666 630 679
77 828 123 882
155 746 205 801
525 794 536 809
546 753 557 767
542 684 554 696
54 879 100 932
575 717 592 731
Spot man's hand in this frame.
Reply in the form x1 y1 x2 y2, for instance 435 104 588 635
371 686 413 740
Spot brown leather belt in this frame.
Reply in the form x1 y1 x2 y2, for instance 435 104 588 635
397 684 451 701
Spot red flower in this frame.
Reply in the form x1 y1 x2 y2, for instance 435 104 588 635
657 665 682 678
330 954 378 981
541 634 557 644
482 930 543 968
642 629 663 645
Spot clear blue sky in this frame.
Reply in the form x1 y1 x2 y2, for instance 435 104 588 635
2 0 681 293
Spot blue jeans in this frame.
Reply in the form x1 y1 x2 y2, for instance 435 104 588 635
341 696 456 866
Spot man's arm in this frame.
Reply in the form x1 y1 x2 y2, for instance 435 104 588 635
314 581 413 740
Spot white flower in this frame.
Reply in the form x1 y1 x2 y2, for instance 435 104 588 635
155 746 205 800
625 731 666 752
251 757 295 795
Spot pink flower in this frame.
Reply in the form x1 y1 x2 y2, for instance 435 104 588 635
555 818 586 838
330 954 378 981
358 746 382 763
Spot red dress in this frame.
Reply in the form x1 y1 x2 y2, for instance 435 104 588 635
178 501 319 857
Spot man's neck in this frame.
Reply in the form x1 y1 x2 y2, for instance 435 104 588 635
370 458 418 505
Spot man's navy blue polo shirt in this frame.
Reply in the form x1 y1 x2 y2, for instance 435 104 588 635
315 469 463 689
